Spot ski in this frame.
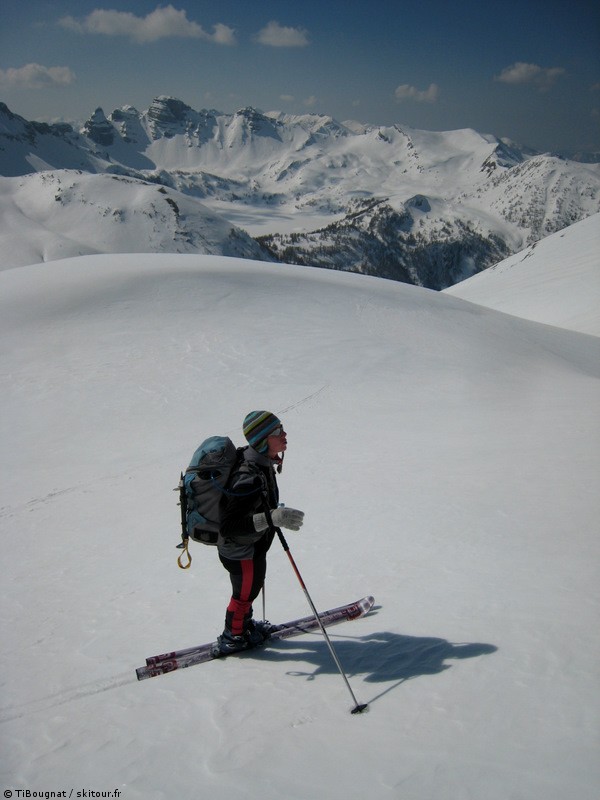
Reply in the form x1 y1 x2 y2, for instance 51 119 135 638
136 595 374 681
145 595 374 667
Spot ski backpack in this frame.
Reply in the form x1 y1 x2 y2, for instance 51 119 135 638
176 436 246 568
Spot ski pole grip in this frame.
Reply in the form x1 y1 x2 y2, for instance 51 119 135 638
276 528 290 551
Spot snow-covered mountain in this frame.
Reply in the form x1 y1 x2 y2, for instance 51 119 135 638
445 212 600 335
0 170 272 269
1 239 599 798
1 97 599 286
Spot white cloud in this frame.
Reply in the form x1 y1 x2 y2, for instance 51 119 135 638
0 63 75 90
303 95 317 107
256 21 309 47
59 5 235 45
211 23 236 46
394 83 439 104
495 62 565 90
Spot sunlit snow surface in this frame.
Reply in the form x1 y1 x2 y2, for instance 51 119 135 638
1 251 598 800
446 212 600 335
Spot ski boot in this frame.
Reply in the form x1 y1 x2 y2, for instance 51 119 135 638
246 619 279 645
215 629 251 656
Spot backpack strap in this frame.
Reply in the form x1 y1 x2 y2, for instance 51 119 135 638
220 450 268 498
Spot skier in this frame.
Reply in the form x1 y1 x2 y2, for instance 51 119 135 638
216 410 305 654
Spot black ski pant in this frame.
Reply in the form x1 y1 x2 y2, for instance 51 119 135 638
219 535 273 636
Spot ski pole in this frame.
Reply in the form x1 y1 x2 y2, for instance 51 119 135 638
274 526 368 715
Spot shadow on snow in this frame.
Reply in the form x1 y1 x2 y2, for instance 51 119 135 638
252 623 497 706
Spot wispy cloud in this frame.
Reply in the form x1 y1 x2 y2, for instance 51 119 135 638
59 5 235 45
495 62 565 90
394 83 439 104
256 21 309 47
0 63 75 90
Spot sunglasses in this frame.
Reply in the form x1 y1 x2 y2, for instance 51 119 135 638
269 426 285 438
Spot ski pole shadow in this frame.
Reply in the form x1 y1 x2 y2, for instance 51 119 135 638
259 629 497 706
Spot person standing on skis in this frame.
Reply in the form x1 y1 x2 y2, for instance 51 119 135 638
216 410 305 655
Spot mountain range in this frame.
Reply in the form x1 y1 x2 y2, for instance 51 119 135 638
1 97 599 287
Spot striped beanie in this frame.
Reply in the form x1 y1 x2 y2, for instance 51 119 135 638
243 410 282 455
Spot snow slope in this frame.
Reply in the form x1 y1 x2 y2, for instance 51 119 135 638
445 212 600 335
0 171 270 270
0 252 599 800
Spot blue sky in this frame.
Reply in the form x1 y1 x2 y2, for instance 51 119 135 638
1 0 599 152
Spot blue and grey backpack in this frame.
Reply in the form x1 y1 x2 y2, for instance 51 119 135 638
176 436 247 568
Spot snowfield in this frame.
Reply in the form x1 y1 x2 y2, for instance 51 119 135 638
0 242 599 799
445 212 600 336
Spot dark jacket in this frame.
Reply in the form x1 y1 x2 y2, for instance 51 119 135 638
218 446 279 560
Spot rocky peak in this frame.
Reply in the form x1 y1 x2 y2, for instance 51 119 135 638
0 101 18 122
110 105 140 122
82 108 114 146
481 139 525 176
227 106 284 143
109 106 145 144
0 103 74 143
146 97 193 138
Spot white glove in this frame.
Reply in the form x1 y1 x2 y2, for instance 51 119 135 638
253 506 305 532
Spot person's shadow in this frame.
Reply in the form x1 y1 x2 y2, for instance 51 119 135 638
253 609 497 706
